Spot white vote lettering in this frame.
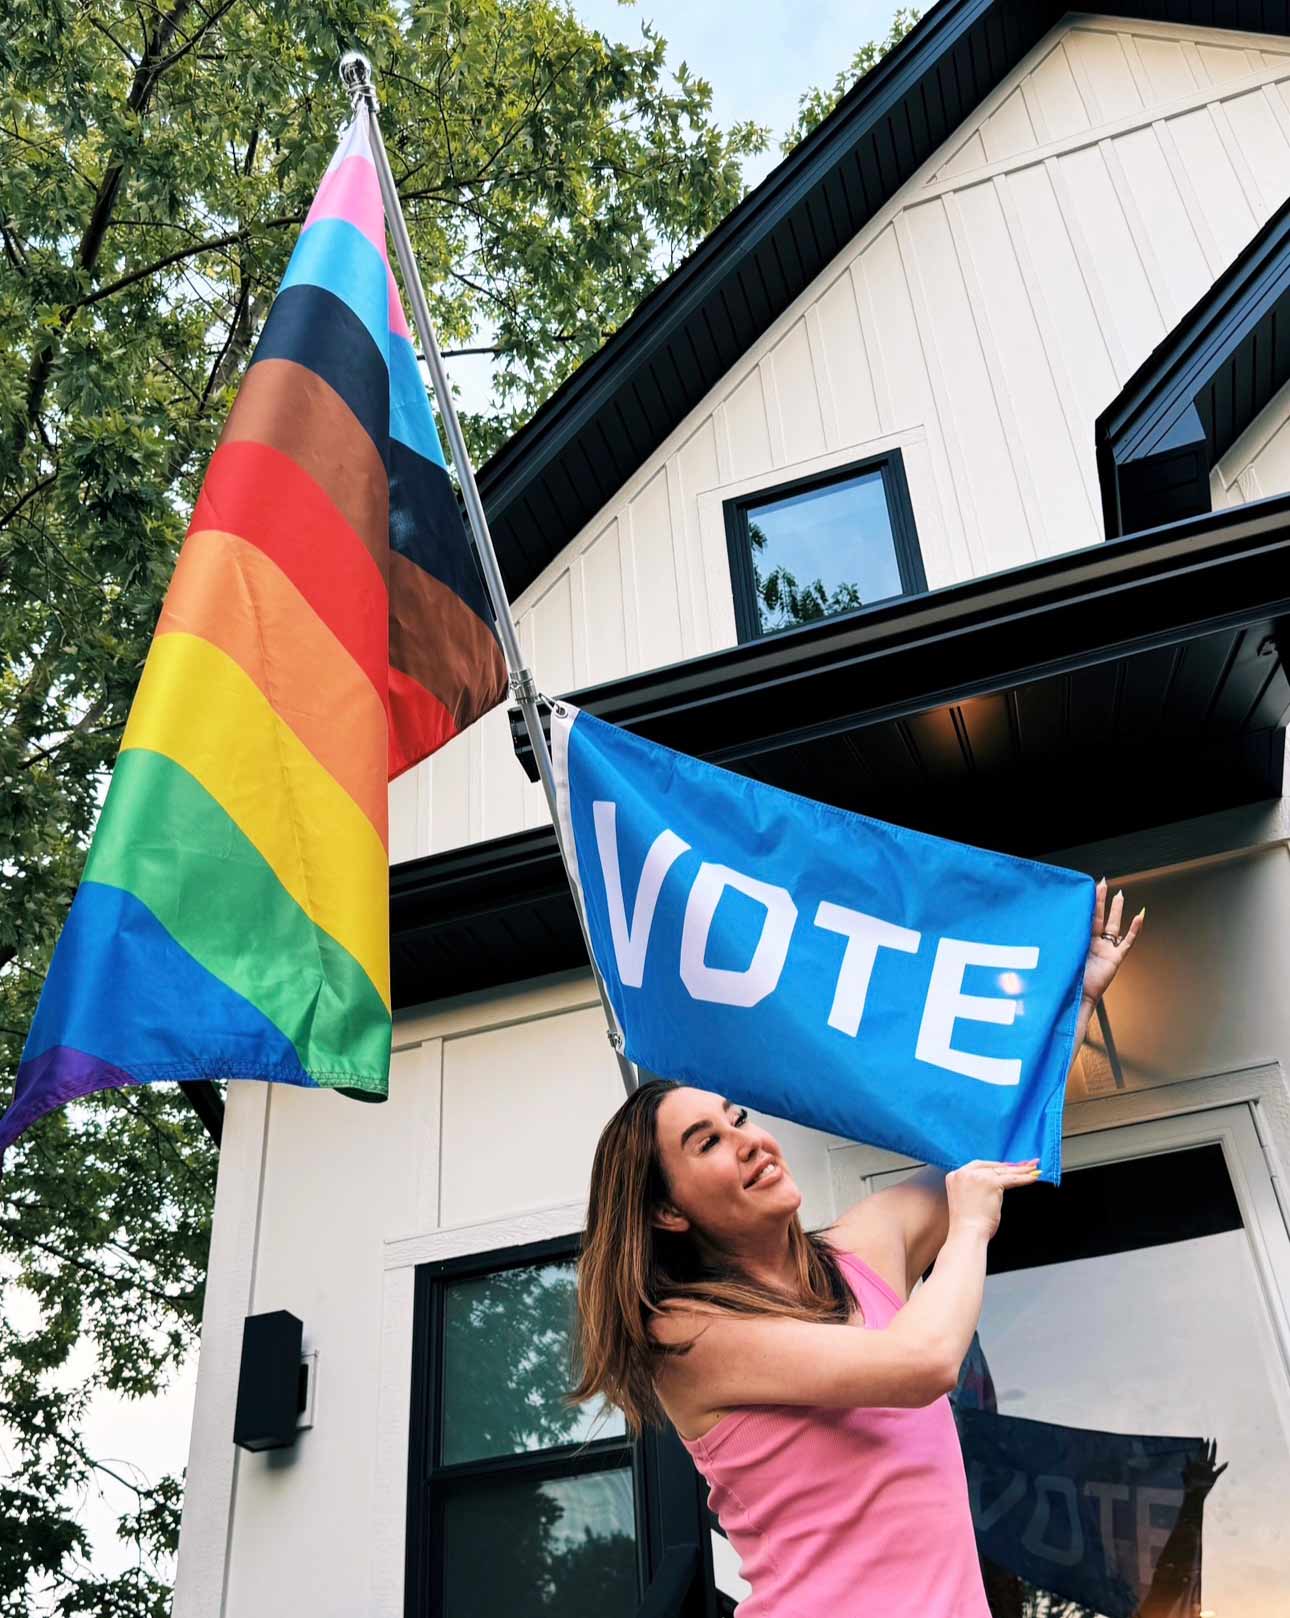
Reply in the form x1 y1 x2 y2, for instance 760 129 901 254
814 901 922 1036
1135 1487 1183 1590
1083 1482 1130 1576
1022 1475 1084 1567
680 863 797 1008
915 939 1040 1086
593 801 690 988
589 803 1041 1083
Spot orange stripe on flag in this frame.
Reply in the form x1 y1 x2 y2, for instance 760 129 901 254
192 439 389 703
158 529 389 845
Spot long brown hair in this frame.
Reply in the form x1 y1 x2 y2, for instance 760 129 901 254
570 1078 851 1433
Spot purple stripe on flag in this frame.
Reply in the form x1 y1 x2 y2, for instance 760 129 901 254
0 1046 135 1156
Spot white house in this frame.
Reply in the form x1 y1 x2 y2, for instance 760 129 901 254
174 7 1290 1616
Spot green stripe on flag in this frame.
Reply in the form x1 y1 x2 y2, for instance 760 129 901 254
85 748 390 1089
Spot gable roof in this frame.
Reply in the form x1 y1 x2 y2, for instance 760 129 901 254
475 0 1290 601
1096 195 1290 538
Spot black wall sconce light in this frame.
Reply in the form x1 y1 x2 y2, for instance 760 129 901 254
233 1310 315 1452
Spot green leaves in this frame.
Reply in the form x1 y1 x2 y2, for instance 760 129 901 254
782 8 922 154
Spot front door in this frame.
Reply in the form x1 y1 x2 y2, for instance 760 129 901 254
869 1103 1290 1617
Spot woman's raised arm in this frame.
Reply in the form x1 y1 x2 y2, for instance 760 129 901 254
654 1160 1035 1428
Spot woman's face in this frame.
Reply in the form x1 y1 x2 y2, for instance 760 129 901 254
652 1086 802 1247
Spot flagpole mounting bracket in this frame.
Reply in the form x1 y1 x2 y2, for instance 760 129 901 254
509 668 541 707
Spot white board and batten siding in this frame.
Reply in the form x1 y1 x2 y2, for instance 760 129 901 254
390 12 1290 865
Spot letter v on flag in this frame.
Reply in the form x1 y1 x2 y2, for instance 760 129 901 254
0 115 509 1161
551 704 1095 1181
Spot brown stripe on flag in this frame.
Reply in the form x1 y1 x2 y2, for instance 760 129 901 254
220 359 389 581
388 552 509 730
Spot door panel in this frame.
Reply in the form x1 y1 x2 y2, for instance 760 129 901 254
868 1106 1290 1617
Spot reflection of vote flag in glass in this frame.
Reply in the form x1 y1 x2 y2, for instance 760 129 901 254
551 704 1093 1178
1 117 508 1158
954 1408 1216 1618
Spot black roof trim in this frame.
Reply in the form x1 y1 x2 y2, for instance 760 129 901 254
476 2 1290 601
179 1080 223 1146
394 493 1290 1010
1096 195 1290 539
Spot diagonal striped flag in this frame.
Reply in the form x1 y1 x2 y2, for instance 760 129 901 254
1 117 507 1156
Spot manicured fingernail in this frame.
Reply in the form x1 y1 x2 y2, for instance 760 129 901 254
1139 906 1146 920
1114 889 1122 901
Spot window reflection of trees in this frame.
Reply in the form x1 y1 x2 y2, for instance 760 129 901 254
442 1263 621 1465
749 518 865 631
444 1470 637 1616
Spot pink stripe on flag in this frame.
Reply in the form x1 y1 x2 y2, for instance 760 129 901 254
301 144 409 341
387 268 410 339
306 154 387 260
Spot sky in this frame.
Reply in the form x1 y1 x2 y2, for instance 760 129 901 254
12 4 908 1597
445 0 907 415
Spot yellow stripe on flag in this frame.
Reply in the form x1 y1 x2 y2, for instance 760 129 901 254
122 631 390 1008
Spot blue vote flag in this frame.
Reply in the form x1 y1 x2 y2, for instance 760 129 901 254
551 703 1094 1180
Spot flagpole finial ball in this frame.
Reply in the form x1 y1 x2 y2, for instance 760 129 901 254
339 52 374 98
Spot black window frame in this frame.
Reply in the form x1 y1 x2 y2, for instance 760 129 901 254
723 448 926 644
405 1233 716 1618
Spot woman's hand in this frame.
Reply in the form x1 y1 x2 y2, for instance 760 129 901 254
945 1159 1040 1241
1082 877 1145 1008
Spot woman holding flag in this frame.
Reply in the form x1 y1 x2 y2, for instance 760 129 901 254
573 879 1143 1617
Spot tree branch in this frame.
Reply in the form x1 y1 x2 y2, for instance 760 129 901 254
73 215 298 312
4 1227 197 1311
19 695 110 771
11 0 239 455
0 471 57 532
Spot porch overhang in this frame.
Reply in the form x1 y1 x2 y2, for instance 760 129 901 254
391 495 1290 1011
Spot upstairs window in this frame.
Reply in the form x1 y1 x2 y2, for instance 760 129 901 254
724 451 925 642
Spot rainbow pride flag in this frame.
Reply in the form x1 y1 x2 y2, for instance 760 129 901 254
0 117 508 1156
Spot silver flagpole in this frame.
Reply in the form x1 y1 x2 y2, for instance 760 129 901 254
339 52 637 1095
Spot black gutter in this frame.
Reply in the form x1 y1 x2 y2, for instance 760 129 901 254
179 1080 223 1147
510 492 1290 777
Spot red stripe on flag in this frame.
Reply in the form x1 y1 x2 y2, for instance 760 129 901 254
387 666 456 781
193 441 388 702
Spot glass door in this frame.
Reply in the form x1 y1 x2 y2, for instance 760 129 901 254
871 1105 1290 1618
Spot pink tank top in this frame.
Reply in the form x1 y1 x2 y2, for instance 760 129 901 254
678 1249 989 1618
